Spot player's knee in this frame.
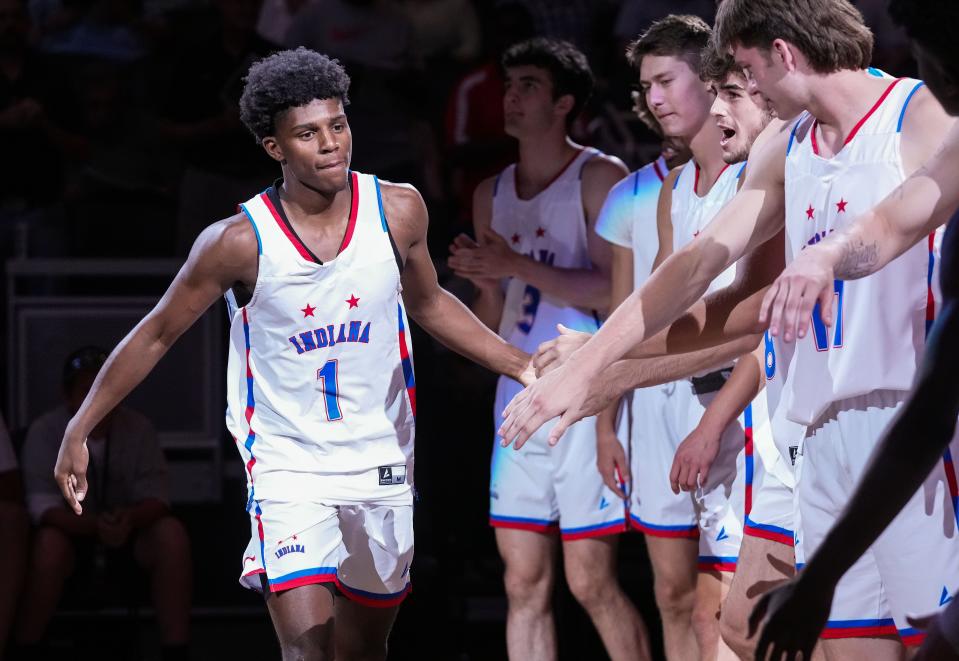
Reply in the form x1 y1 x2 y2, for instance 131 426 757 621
652 575 695 619
281 628 334 661
565 564 614 611
691 599 720 644
336 630 388 661
32 526 75 578
502 563 551 611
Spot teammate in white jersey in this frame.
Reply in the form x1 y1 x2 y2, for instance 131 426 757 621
447 38 651 661
499 0 957 656
51 48 534 661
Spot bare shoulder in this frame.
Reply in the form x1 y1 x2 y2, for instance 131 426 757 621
377 180 428 245
900 85 956 172
473 174 497 203
663 163 684 190
582 152 630 183
187 212 259 284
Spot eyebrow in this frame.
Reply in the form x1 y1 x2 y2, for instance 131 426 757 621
720 83 746 92
291 114 347 130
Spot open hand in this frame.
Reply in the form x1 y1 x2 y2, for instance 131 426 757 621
533 324 592 376
749 574 832 661
759 243 837 343
669 422 721 494
597 429 630 499
499 362 591 450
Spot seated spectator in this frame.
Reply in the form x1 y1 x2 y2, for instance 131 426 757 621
14 346 192 660
0 410 28 658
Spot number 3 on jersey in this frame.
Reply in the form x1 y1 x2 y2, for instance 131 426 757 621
317 359 343 421
811 279 844 351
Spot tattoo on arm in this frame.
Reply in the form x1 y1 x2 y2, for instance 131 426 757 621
835 238 880 279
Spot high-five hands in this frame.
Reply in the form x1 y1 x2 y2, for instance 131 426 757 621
533 324 593 376
759 243 837 343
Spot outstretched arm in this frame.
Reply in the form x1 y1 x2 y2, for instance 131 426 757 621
761 91 959 342
498 123 789 448
55 216 259 513
751 218 959 660
390 183 531 383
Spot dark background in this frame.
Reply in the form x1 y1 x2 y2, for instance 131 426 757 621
0 0 914 658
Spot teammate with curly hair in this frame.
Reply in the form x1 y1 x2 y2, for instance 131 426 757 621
52 48 534 661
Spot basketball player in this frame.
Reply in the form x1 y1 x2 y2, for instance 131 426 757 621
741 0 959 657
53 48 535 661
500 0 958 655
447 38 651 661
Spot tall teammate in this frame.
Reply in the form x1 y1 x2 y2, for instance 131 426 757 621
501 0 958 656
52 48 535 661
447 38 651 661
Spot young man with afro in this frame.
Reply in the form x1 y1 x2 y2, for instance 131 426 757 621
51 48 534 660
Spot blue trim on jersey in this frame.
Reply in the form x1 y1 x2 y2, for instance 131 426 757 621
898 627 923 637
824 618 896 630
672 166 683 189
736 162 748 178
239 203 263 255
786 117 803 156
699 555 738 563
628 513 698 532
867 67 884 78
578 148 599 180
796 561 806 570
897 82 926 133
744 404 754 485
493 171 503 197
242 313 259 513
744 516 794 539
268 566 339 585
928 230 937 336
255 500 265 564
489 514 558 526
373 176 388 232
632 170 641 196
561 518 627 535
397 303 416 391
338 579 410 600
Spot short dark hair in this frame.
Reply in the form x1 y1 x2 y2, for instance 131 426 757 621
501 38 594 128
626 15 712 75
239 48 351 142
889 0 958 77
715 0 872 74
700 39 743 84
63 346 108 391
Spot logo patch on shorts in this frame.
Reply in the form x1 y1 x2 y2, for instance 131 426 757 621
788 445 799 465
379 465 407 485
275 544 306 559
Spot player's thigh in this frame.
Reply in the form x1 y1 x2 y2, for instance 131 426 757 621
263 578 335 657
496 527 559 592
645 536 699 599
724 535 794 620
561 534 618 590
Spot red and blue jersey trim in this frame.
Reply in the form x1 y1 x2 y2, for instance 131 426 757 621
629 513 699 539
489 514 560 534
397 303 416 417
239 309 267 562
820 618 898 639
744 404 754 515
897 626 925 647
335 578 412 608
560 519 628 541
811 78 904 156
268 566 338 592
744 516 794 547
698 555 737 572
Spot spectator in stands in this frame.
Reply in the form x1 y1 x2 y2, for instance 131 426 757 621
14 346 192 660
0 410 28 658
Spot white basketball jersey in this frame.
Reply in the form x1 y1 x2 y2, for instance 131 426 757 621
491 148 603 406
783 77 930 425
626 157 668 288
750 331 804 487
671 159 745 294
225 172 416 506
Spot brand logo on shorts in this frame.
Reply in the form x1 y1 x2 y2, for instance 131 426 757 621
275 544 306 559
401 562 410 578
490 490 499 500
599 496 610 511
716 526 729 542
789 446 799 465
379 465 407 485
941 586 953 606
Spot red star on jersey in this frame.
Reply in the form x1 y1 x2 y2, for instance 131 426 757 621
301 303 316 317
806 205 815 220
535 227 546 238
346 294 360 309
511 233 521 245
693 230 701 238
836 198 848 213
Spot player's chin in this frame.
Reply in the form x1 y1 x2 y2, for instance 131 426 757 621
310 165 349 191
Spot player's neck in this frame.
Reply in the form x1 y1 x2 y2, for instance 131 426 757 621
687 120 728 194
278 172 351 224
806 69 893 150
515 134 581 188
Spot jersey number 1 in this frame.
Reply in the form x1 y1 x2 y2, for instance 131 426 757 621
811 280 844 351
317 359 343 421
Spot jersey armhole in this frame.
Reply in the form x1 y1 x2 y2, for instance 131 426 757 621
896 81 926 133
374 176 406 274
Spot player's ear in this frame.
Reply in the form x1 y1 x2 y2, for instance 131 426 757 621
261 136 285 163
772 39 796 73
554 93 575 118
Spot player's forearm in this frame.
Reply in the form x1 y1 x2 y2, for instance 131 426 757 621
512 256 611 311
697 352 762 436
804 300 959 589
608 334 761 393
414 289 528 381
67 317 180 442
595 399 620 435
468 284 505 332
